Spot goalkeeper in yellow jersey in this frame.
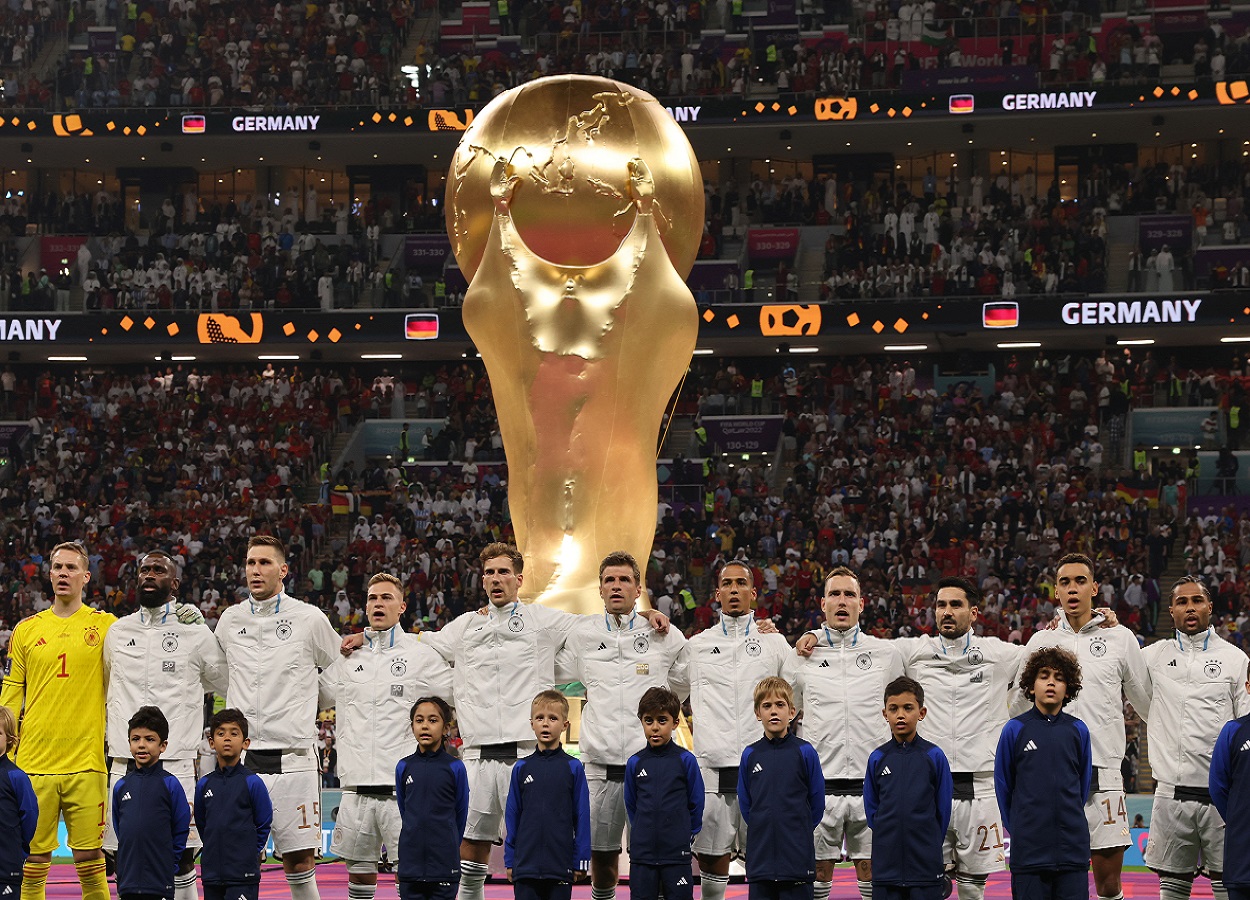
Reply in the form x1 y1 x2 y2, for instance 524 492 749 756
0 542 114 900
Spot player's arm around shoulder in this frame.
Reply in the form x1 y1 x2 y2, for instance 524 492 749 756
305 601 343 668
1114 623 1152 717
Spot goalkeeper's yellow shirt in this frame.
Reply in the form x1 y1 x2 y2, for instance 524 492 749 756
0 604 116 774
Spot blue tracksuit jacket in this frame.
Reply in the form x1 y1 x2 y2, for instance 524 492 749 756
113 761 191 898
1211 714 1250 888
864 734 952 887
504 747 592 880
194 762 273 885
994 707 1092 873
395 745 469 883
624 740 704 865
737 732 824 881
0 754 38 883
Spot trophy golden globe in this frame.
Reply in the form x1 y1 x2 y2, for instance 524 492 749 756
446 76 704 612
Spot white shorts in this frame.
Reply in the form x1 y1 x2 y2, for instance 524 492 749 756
331 791 402 865
1143 786 1226 874
587 768 628 854
693 789 746 858
463 756 516 843
104 758 199 853
1086 770 1131 851
250 749 321 856
815 793 870 862
943 779 1006 876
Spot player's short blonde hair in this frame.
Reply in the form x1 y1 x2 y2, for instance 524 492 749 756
753 676 794 711
368 572 404 592
50 541 89 566
0 706 18 753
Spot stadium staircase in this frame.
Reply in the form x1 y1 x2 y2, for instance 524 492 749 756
1104 216 1138 293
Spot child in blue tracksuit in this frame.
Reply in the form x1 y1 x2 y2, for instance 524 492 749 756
112 706 191 900
396 696 469 900
1211 707 1250 900
995 647 1092 900
0 706 38 898
864 676 953 900
738 676 825 900
194 709 273 900
504 690 592 900
624 687 705 900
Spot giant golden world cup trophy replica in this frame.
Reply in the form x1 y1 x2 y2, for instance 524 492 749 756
447 76 704 612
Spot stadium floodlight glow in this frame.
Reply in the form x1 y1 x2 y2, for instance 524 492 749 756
155 355 197 361
997 341 1041 349
1220 336 1250 343
48 355 87 361
1115 339 1154 346
258 354 300 360
692 348 714 355
790 347 821 354
884 344 927 351
361 353 402 359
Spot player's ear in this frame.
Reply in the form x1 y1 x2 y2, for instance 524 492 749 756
242 737 251 749
917 706 927 722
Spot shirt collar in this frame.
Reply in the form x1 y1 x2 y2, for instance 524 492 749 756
248 591 286 615
605 611 638 632
365 623 401 650
822 624 860 646
720 612 753 637
138 601 175 626
1175 626 1212 652
487 600 520 621
937 631 972 655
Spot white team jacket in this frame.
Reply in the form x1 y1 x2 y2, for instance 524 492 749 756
1011 611 1152 770
672 613 792 770
215 592 341 750
420 601 579 756
319 624 454 788
899 632 1026 774
784 625 904 778
104 602 228 760
1143 627 1250 787
554 611 687 767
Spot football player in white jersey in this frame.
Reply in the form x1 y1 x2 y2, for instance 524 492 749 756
104 550 228 900
319 572 454 900
671 560 792 900
555 552 688 900
784 566 904 900
215 535 341 900
1011 552 1152 900
1143 576 1250 900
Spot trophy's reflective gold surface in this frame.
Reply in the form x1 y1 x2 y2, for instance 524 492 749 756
447 76 704 612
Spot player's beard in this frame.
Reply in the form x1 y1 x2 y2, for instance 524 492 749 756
138 588 173 608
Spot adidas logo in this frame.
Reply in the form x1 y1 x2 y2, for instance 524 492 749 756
524 775 534 784
1168 660 1178 667
3 885 13 895
121 792 132 801
355 665 364 672
1240 740 1250 752
751 763 762 774
637 768 648 778
881 766 891 776
238 895 248 900
598 643 607 651
711 647 722 655
35 638 46 646
237 628 247 635
1024 740 1038 752
677 878 688 886
126 639 136 647
819 660 830 668
405 776 413 784
204 790 214 798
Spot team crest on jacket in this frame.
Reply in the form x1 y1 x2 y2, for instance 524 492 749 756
84 626 102 646
1088 638 1107 658
745 639 762 657
276 620 293 640
507 614 525 633
390 659 407 677
162 633 179 652
633 634 650 654
1205 660 1222 679
967 648 984 665
855 652 871 670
